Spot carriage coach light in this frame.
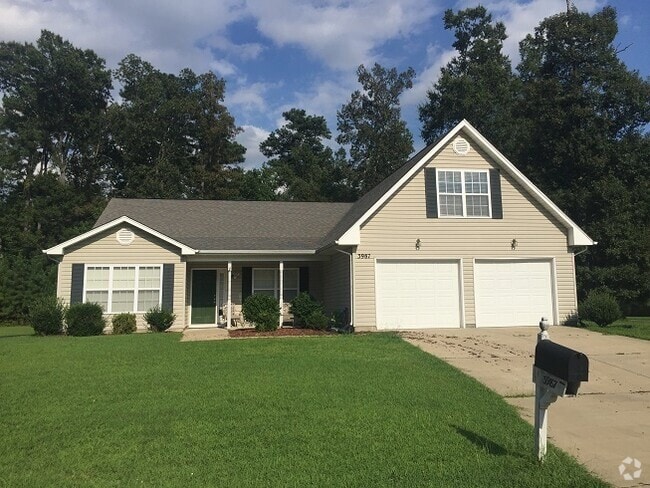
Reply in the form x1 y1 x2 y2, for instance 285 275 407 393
511 238 518 250
415 238 421 250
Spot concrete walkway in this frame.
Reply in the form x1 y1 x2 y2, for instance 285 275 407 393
180 327 229 342
402 326 649 487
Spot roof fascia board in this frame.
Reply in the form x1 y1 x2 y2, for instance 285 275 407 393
43 216 196 256
336 119 594 247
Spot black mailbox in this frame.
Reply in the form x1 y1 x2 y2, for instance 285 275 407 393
534 341 589 395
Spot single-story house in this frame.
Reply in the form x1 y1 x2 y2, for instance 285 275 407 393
44 120 595 332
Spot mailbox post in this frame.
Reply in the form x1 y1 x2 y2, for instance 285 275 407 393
533 318 589 462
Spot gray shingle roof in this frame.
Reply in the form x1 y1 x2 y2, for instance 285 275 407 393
95 199 353 251
94 139 440 252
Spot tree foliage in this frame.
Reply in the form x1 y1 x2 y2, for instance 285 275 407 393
337 63 415 194
109 54 245 199
261 109 354 201
419 7 517 153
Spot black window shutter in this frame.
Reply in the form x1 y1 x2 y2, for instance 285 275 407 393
70 264 84 304
424 168 438 218
161 264 174 311
299 267 309 293
242 267 252 300
490 169 503 219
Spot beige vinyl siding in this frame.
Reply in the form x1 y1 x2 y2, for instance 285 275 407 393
58 224 185 330
355 133 577 329
321 251 351 316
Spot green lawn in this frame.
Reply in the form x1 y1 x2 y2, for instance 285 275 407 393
0 327 607 487
584 316 650 341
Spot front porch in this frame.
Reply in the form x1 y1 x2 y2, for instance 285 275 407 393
184 259 322 329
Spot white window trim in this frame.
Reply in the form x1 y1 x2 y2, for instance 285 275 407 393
252 268 299 302
436 168 492 218
83 264 163 313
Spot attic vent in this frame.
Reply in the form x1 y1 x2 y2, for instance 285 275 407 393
452 137 470 155
116 228 135 246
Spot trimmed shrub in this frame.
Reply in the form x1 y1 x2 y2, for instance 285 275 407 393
290 292 323 327
112 313 137 335
305 310 331 331
29 296 66 335
144 306 176 332
243 294 280 331
579 290 622 327
66 303 105 336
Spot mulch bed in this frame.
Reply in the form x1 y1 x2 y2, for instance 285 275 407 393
228 327 334 338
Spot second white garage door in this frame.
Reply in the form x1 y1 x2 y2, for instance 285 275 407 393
474 259 555 327
376 260 461 329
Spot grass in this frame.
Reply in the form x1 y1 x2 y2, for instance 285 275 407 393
583 316 650 341
0 328 608 487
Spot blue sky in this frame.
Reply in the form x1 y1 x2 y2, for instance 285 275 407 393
1 0 648 168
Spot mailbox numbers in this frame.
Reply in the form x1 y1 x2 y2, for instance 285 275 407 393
542 375 558 388
357 253 372 259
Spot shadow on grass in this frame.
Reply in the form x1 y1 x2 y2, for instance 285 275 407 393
452 425 511 456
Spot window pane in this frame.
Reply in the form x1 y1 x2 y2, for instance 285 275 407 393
112 290 134 312
86 291 108 310
254 269 275 290
139 266 161 288
283 269 298 289
113 267 135 289
466 195 490 216
438 171 462 194
440 195 463 216
138 290 160 312
86 267 109 289
465 172 488 194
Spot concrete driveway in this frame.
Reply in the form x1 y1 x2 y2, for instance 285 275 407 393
401 326 649 487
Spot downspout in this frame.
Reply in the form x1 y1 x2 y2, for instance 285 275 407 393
335 248 354 329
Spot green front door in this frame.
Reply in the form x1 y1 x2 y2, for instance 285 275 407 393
191 270 216 324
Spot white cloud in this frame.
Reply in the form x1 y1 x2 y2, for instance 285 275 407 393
402 45 456 107
0 0 246 73
228 82 277 113
210 59 238 77
237 125 270 169
475 0 603 65
246 0 442 71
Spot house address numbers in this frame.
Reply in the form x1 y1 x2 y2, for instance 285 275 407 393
356 253 372 259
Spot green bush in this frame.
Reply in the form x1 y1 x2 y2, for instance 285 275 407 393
579 290 622 327
66 302 105 336
243 294 280 331
305 310 331 331
112 313 137 334
144 306 176 332
29 296 66 335
290 292 323 327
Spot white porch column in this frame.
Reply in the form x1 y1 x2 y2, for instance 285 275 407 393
279 261 284 328
227 261 232 328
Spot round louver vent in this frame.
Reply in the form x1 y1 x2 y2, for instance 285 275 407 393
452 137 470 155
116 228 135 245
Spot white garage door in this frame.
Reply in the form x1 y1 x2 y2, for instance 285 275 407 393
474 259 555 327
376 260 461 329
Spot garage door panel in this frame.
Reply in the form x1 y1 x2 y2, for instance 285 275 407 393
376 260 461 329
475 260 554 327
